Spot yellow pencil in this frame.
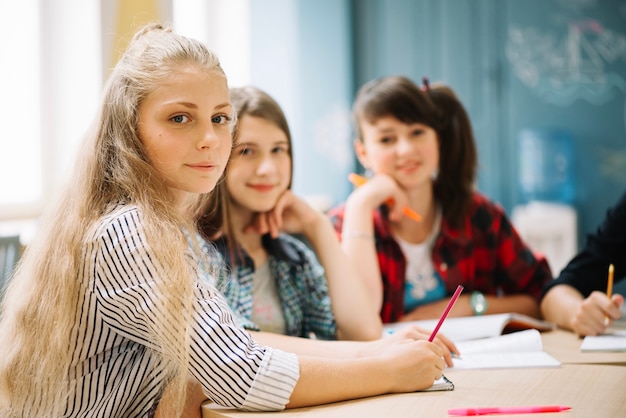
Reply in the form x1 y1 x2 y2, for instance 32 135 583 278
605 263 614 326
607 263 614 298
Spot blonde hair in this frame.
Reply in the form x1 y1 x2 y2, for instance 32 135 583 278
0 23 227 417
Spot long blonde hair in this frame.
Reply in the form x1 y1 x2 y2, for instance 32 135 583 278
0 23 227 417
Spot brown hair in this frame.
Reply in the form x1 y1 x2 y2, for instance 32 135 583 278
353 75 478 228
198 86 292 259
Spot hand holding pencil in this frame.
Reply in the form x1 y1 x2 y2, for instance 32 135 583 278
604 263 614 326
348 173 422 222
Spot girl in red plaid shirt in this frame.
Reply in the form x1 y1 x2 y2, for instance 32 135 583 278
328 76 552 323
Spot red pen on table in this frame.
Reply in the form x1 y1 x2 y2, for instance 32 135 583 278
429 285 464 342
448 405 572 416
348 173 422 222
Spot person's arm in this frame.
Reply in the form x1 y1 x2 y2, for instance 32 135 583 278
250 325 459 367
301 212 382 340
156 326 452 417
540 190 626 335
286 339 444 408
248 190 383 341
541 284 624 336
400 293 540 321
339 174 408 313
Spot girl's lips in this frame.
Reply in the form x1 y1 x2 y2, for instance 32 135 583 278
397 162 421 173
248 184 275 192
187 162 217 171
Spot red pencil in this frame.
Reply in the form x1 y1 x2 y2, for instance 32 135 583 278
448 405 571 416
429 285 464 342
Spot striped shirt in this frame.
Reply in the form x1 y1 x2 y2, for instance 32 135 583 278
62 205 299 417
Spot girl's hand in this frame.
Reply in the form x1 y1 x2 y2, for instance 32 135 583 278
571 291 624 336
348 173 409 222
389 325 459 367
380 339 446 392
365 325 458 367
244 190 320 238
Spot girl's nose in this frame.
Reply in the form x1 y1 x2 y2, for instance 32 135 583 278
396 137 414 155
198 123 220 149
255 155 276 176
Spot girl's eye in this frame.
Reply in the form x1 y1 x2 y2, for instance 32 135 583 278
233 145 250 156
212 115 231 125
412 128 425 136
379 136 393 144
272 145 289 154
171 114 189 123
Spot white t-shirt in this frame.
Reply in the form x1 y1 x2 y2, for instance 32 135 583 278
251 261 287 334
395 207 446 312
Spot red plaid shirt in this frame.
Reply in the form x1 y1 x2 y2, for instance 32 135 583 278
328 192 552 323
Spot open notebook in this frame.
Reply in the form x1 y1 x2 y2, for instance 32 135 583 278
580 319 626 352
385 314 560 370
451 329 561 369
384 313 556 342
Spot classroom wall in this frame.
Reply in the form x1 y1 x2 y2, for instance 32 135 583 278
247 0 626 250
247 0 354 209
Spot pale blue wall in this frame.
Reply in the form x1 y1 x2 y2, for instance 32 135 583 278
249 0 354 208
247 0 626 247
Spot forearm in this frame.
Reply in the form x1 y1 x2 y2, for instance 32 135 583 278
483 294 540 318
402 294 541 321
249 330 367 358
339 195 384 311
540 285 584 331
286 356 390 408
304 214 382 340
287 339 445 408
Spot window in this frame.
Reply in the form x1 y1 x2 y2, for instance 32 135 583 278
173 0 251 87
0 0 100 223
0 1 41 212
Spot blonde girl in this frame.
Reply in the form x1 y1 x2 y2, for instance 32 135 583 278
0 25 447 418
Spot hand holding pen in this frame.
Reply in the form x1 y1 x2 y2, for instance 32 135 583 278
348 173 422 222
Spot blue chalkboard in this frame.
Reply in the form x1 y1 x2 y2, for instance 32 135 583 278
351 0 626 248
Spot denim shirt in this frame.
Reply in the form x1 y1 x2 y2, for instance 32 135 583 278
210 234 337 339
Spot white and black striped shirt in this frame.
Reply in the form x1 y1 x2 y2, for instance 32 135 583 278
63 205 299 417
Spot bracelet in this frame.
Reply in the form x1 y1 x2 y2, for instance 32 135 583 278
342 231 374 240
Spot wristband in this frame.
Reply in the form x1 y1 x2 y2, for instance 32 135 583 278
470 291 487 316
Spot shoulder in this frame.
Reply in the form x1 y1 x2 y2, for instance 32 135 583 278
87 204 144 242
467 192 510 223
445 192 512 236
468 192 506 214
602 190 626 229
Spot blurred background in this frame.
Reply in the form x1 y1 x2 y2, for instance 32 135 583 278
1 0 625 276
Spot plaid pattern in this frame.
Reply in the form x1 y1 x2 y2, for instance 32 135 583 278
210 234 337 339
328 192 552 323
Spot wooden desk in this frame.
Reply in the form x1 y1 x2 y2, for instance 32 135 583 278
203 329 626 418
542 328 626 365
203 364 626 418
